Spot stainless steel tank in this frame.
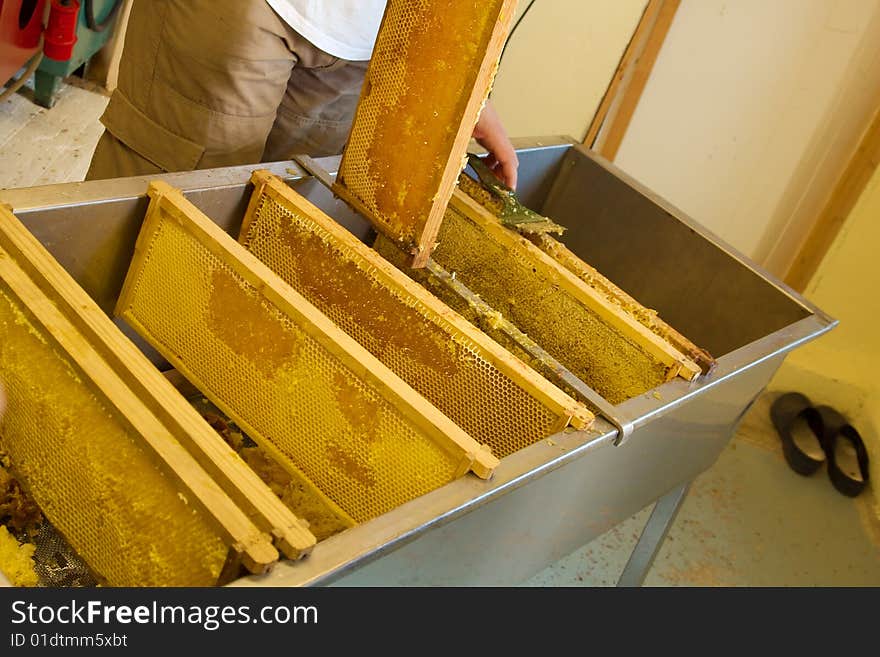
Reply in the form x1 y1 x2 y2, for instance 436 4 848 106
0 137 835 586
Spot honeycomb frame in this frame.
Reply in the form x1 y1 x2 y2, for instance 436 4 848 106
333 0 518 267
0 207 289 586
446 190 703 381
456 171 716 375
239 171 593 458
0 204 316 566
116 181 499 527
376 191 703 406
524 232 716 375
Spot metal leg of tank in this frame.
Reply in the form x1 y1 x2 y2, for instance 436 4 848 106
617 482 691 587
34 70 62 109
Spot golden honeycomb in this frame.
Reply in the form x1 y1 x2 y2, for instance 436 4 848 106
239 174 592 458
456 172 716 376
0 274 229 586
375 205 673 405
0 525 38 587
201 409 353 542
335 0 514 259
117 185 490 527
525 232 716 375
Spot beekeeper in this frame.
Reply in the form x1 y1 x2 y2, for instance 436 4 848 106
86 0 519 188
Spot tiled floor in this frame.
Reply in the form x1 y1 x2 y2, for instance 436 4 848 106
2 79 877 587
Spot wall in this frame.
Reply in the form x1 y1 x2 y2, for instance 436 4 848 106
769 161 880 517
612 0 880 274
491 0 648 142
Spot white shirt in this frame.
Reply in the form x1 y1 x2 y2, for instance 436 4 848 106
265 1 387 61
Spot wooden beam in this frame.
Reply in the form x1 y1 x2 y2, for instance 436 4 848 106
584 1 660 147
784 105 880 292
587 0 680 161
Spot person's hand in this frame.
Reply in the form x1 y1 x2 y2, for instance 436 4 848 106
472 101 518 190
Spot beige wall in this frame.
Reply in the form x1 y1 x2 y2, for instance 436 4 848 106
770 161 880 516
491 0 648 142
612 0 880 275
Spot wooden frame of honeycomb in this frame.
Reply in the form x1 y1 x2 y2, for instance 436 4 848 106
333 0 518 267
0 205 311 585
454 173 716 375
116 181 499 528
240 171 593 458
447 190 703 379
375 189 706 406
522 231 716 375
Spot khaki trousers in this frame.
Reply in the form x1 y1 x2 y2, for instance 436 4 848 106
86 0 368 180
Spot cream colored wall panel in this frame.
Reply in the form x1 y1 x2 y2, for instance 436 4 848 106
614 0 880 266
491 0 648 141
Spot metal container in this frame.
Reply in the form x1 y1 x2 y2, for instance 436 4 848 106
0 137 835 586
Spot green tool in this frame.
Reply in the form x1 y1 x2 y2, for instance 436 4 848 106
463 153 566 236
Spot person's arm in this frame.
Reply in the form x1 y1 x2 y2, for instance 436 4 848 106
472 101 519 190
